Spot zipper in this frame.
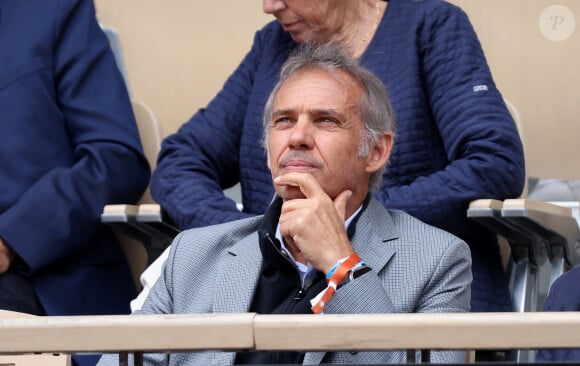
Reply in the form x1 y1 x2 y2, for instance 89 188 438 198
265 233 307 364
293 288 305 301
265 233 308 302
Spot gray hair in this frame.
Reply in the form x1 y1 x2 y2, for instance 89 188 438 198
262 42 397 190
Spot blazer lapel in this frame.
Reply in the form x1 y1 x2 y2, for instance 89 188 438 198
351 197 398 274
213 232 263 313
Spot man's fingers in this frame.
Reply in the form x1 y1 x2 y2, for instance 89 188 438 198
274 172 324 198
333 190 352 221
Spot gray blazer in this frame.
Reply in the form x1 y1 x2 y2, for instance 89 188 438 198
98 197 472 365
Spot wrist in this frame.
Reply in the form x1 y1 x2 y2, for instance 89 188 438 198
325 255 350 279
312 252 364 314
325 253 362 284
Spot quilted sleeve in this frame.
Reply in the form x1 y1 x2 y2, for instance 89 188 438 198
149 31 269 230
375 4 525 238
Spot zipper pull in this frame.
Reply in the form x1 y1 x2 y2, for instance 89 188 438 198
293 288 305 301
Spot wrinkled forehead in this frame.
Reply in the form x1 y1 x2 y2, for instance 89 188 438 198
273 68 362 110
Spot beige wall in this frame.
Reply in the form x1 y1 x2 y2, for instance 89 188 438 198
95 0 580 180
94 1 270 136
451 0 580 180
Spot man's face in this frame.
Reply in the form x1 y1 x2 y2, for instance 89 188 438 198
266 68 372 201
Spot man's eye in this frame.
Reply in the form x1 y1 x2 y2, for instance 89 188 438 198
273 117 292 124
319 117 338 124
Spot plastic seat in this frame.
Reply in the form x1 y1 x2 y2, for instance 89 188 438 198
131 100 163 204
103 100 175 290
468 198 580 362
466 99 580 362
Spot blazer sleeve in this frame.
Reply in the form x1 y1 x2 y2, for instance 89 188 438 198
325 238 472 313
107 234 190 366
0 0 150 273
149 31 270 230
323 237 472 364
374 4 525 238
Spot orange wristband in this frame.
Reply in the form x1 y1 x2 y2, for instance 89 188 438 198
311 252 361 314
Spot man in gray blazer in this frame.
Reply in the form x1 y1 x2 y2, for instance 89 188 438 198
98 42 472 365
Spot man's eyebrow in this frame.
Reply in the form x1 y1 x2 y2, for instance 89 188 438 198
271 109 293 117
271 108 344 118
312 108 341 115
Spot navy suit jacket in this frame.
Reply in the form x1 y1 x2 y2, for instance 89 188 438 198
0 0 149 320
536 266 580 362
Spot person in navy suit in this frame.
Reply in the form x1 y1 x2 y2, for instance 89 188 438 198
0 0 150 364
536 266 580 362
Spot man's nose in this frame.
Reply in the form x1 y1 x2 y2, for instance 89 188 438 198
288 120 314 150
263 0 286 14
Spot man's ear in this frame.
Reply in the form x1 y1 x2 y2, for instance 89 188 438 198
365 132 394 174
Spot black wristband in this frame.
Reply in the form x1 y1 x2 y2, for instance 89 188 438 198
348 264 372 281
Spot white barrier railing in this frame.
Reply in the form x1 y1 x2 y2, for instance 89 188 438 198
1 312 580 364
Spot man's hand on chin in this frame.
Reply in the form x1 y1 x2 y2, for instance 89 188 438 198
274 172 354 273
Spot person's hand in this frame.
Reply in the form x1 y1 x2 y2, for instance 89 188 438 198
0 238 16 273
274 172 354 273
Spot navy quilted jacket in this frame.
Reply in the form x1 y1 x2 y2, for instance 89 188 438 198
151 0 525 312
536 266 580 362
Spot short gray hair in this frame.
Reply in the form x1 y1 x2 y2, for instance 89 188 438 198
262 42 397 190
